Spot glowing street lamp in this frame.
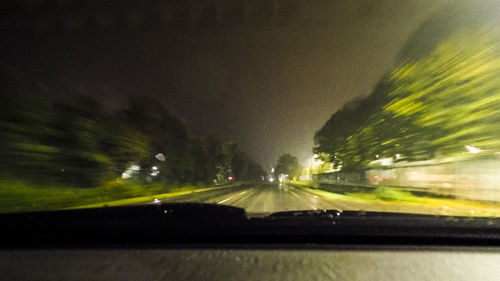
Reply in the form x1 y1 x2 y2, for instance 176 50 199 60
465 145 481 154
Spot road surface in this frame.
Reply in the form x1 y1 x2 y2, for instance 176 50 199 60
159 184 362 213
153 183 500 216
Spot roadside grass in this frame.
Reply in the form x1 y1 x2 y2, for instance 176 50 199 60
72 184 239 209
0 179 217 213
291 181 500 217
350 187 428 203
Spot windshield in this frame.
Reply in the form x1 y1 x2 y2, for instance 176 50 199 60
2 0 500 218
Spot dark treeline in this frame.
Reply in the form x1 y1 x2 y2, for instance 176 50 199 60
275 153 302 180
0 63 264 187
314 1 500 170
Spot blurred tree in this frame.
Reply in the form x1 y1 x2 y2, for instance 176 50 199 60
121 96 190 184
102 120 150 177
243 159 266 181
0 62 262 188
186 139 210 183
204 136 225 183
314 80 393 169
0 63 58 182
50 95 116 186
385 2 500 156
314 1 500 170
0 63 152 186
275 154 302 179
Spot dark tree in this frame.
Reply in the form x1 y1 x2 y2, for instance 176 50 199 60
275 154 302 179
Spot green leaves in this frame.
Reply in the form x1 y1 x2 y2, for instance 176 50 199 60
315 2 500 168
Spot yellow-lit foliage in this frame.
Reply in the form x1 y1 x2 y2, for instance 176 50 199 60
386 27 500 153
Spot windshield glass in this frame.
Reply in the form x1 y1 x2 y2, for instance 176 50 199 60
2 0 500 217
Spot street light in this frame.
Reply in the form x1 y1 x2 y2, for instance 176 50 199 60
465 145 481 154
155 153 166 161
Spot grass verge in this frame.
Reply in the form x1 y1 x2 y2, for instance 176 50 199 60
291 181 500 217
0 179 230 213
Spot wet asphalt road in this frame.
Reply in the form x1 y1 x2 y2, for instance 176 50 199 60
159 184 356 214
155 183 499 216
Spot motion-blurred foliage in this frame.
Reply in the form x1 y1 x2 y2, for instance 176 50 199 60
0 63 264 188
314 0 500 169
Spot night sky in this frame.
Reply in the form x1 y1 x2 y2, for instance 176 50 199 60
0 0 449 168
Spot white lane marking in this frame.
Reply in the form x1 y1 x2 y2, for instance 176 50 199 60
218 197 232 204
313 195 319 199
290 191 302 199
239 191 247 195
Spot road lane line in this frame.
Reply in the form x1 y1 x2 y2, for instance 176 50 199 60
290 191 302 199
313 195 319 199
218 197 232 204
238 191 247 195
